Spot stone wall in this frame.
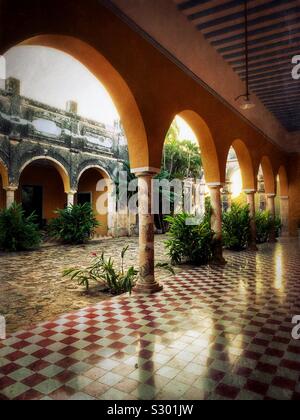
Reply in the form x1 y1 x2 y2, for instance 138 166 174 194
0 77 137 237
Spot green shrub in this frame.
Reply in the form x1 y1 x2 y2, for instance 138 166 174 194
165 213 214 266
0 203 41 252
63 246 139 295
222 203 251 251
255 210 281 243
275 216 282 238
49 203 99 245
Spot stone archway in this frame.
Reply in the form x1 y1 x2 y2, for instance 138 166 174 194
17 157 70 225
231 139 255 192
177 110 221 185
260 156 276 195
76 165 113 238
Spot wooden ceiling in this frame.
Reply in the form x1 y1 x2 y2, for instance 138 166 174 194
175 0 300 132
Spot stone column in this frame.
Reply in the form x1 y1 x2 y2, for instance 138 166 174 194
280 196 289 237
67 191 77 207
208 183 226 265
5 186 17 208
245 190 258 251
267 193 276 242
134 171 163 294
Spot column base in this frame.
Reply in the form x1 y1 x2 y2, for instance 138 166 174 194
133 279 163 295
268 234 277 243
248 243 258 251
210 255 227 266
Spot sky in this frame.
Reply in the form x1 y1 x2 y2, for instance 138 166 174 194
3 46 197 142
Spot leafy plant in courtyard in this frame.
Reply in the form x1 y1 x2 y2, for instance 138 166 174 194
165 212 214 266
63 246 138 295
222 203 251 251
0 203 41 252
255 210 279 244
48 203 99 245
63 245 175 295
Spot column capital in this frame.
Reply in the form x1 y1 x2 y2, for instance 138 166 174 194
266 193 276 198
67 190 77 196
4 185 18 192
131 167 160 177
280 196 289 200
207 182 224 189
244 189 256 194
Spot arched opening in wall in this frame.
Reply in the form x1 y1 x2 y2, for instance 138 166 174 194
2 39 142 236
224 147 243 211
277 166 289 234
223 140 255 211
0 160 8 209
157 112 217 231
257 157 276 213
17 159 67 227
76 167 111 238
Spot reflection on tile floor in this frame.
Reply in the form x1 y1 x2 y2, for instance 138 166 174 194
1 239 300 400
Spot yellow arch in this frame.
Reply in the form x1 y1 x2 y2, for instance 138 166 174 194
230 139 255 191
18 35 149 170
77 165 111 184
177 110 221 184
277 165 289 197
0 159 9 188
260 156 275 194
19 156 71 193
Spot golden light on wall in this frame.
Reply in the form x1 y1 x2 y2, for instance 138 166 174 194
230 169 243 199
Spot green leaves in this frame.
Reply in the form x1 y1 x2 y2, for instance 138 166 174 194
63 246 138 295
155 262 175 275
165 212 214 266
48 203 99 245
255 211 282 244
161 121 202 180
0 203 41 252
222 203 251 251
64 245 175 295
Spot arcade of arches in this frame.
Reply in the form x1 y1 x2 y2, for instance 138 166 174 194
0 0 299 296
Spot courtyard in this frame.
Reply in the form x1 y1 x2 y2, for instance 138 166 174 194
0 238 300 400
0 236 173 334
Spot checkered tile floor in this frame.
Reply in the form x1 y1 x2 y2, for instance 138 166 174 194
1 239 300 400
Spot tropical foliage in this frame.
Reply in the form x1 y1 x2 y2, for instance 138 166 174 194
63 246 175 295
222 203 251 251
63 246 138 295
48 203 99 245
0 203 41 252
255 210 282 244
165 211 214 266
161 121 202 180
